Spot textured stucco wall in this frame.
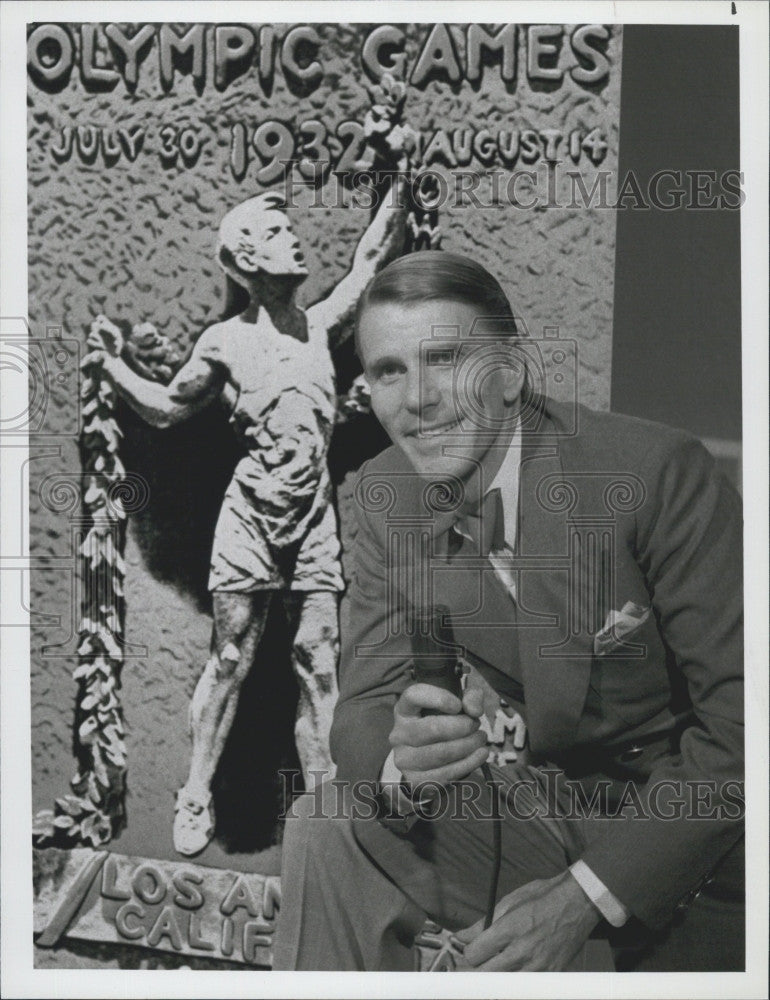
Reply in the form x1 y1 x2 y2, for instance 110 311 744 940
29 22 623 904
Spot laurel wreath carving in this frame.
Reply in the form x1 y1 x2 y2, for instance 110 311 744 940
33 355 129 846
33 321 175 848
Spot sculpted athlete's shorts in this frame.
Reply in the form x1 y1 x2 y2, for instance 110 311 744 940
209 499 344 594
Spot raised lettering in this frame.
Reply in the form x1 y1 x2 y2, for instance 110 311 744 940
243 920 272 964
220 915 234 957
132 863 167 906
159 24 206 91
361 25 407 81
466 24 517 84
282 26 323 90
527 25 564 83
147 905 184 950
100 856 130 900
220 874 260 917
172 868 205 910
27 24 74 87
214 25 256 91
79 25 120 89
411 24 462 88
118 126 144 161
570 25 610 85
188 912 215 951
104 24 155 88
115 900 145 940
423 129 456 168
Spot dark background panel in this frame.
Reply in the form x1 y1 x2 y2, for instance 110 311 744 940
611 25 741 443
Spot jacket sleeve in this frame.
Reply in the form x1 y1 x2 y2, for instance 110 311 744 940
579 434 744 928
330 465 413 783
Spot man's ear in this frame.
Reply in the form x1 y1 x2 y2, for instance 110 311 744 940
502 355 526 404
234 247 260 274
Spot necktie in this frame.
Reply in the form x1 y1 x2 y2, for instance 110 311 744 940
464 487 505 556
460 488 517 602
456 489 526 747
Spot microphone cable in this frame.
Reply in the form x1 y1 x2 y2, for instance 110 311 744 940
480 761 502 929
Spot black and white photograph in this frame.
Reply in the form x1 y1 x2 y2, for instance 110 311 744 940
1 2 767 997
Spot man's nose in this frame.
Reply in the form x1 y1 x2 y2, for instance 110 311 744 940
403 367 440 413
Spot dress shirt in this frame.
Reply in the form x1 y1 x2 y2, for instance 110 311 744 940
452 419 522 600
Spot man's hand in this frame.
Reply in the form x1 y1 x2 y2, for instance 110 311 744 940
454 871 601 971
390 683 489 788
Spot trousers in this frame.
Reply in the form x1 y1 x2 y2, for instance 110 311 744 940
272 764 744 972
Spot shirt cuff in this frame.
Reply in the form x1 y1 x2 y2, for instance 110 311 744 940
569 860 630 927
380 749 401 785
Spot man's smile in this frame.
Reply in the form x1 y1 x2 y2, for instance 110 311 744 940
408 418 462 439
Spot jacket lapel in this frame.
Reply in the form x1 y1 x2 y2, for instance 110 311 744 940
516 409 594 753
431 530 520 676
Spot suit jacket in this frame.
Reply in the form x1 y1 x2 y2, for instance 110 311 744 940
330 394 744 930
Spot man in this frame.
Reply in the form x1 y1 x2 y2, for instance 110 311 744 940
86 186 403 856
273 251 744 971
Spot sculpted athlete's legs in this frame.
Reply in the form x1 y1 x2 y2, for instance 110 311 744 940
175 590 271 855
282 590 339 787
188 590 272 792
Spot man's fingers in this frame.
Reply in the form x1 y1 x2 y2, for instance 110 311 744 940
477 942 530 971
453 921 482 945
394 730 487 772
397 683 463 718
463 918 518 967
390 710 480 748
461 686 484 718
401 744 490 788
459 876 595 970
456 907 509 949
459 892 523 962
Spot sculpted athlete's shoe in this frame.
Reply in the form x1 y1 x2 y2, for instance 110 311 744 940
173 787 214 856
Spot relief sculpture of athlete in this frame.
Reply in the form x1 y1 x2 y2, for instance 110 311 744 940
87 185 403 855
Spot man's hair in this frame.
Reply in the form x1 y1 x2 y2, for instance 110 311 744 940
354 250 521 358
355 251 532 401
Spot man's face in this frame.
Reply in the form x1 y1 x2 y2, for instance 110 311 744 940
234 209 308 278
359 300 524 485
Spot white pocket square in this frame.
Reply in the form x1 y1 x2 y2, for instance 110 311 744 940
593 601 651 655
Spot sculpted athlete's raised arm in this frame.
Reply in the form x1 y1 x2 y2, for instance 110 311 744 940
307 176 405 350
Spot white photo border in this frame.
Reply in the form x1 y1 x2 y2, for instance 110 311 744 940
2 2 767 997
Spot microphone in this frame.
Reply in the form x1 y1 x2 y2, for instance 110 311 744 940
410 604 463 709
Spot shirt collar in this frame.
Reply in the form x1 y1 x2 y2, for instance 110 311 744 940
452 418 522 547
